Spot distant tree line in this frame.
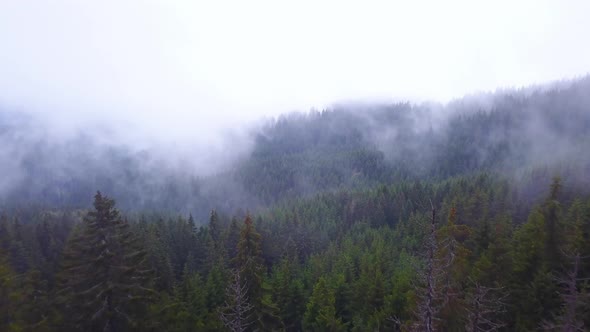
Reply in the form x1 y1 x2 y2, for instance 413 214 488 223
2 77 590 218
1 174 589 331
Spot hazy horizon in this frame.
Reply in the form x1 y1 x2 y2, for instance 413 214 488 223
2 0 590 142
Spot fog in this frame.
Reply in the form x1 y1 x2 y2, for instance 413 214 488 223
1 1 590 219
2 0 589 141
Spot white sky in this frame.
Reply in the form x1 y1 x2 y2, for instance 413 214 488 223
1 0 589 140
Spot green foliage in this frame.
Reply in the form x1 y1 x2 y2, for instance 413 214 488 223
56 192 155 331
303 277 347 331
5 78 590 332
2 160 590 331
270 258 305 331
236 215 264 308
0 247 22 331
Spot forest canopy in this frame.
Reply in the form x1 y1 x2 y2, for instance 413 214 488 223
1 78 590 331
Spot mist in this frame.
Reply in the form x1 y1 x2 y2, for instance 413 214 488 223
2 0 590 131
4 3 590 331
1 1 590 220
2 78 590 221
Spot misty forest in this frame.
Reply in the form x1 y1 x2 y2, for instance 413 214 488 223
2 77 590 332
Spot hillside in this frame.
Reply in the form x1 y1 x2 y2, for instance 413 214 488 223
2 78 590 331
2 77 590 218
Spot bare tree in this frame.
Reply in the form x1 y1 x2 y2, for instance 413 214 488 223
403 203 474 331
218 269 254 332
542 253 589 332
439 220 458 307
387 316 403 331
412 204 440 332
465 280 507 332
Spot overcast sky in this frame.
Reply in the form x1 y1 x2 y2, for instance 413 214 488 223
1 0 589 141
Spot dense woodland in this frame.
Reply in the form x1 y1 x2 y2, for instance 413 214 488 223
1 78 590 331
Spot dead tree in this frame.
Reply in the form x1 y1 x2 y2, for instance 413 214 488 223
218 269 254 332
439 220 458 307
542 253 589 332
465 280 507 332
412 204 440 332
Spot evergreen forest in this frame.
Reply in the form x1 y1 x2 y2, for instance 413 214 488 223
2 78 590 331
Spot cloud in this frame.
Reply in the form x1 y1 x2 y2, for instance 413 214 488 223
1 0 589 137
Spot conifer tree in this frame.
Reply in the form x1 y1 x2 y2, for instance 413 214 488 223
437 206 472 331
0 247 22 331
235 214 282 330
543 177 564 271
16 269 52 331
271 258 305 331
168 269 208 332
225 218 241 264
9 217 30 274
206 210 226 271
209 210 221 245
303 277 346 331
146 226 174 292
0 215 10 253
236 215 264 307
205 262 227 310
57 192 154 332
187 214 196 233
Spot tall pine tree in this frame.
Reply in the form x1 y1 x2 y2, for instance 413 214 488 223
57 192 154 332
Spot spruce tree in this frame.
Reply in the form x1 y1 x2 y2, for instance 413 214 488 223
303 277 346 331
225 217 241 265
271 258 305 331
57 192 154 332
0 247 22 331
542 177 563 271
436 206 472 331
16 269 54 331
209 210 221 245
236 214 264 307
235 214 282 330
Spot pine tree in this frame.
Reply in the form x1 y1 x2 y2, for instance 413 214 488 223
17 269 54 332
9 217 30 274
436 206 472 331
57 192 155 332
235 214 282 330
146 225 174 292
303 277 346 331
543 177 564 271
511 207 553 331
205 262 227 310
225 218 241 265
271 258 305 331
206 210 226 271
0 247 22 331
33 219 60 284
236 215 264 308
188 214 196 233
171 269 208 332
209 210 221 245
0 215 10 253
